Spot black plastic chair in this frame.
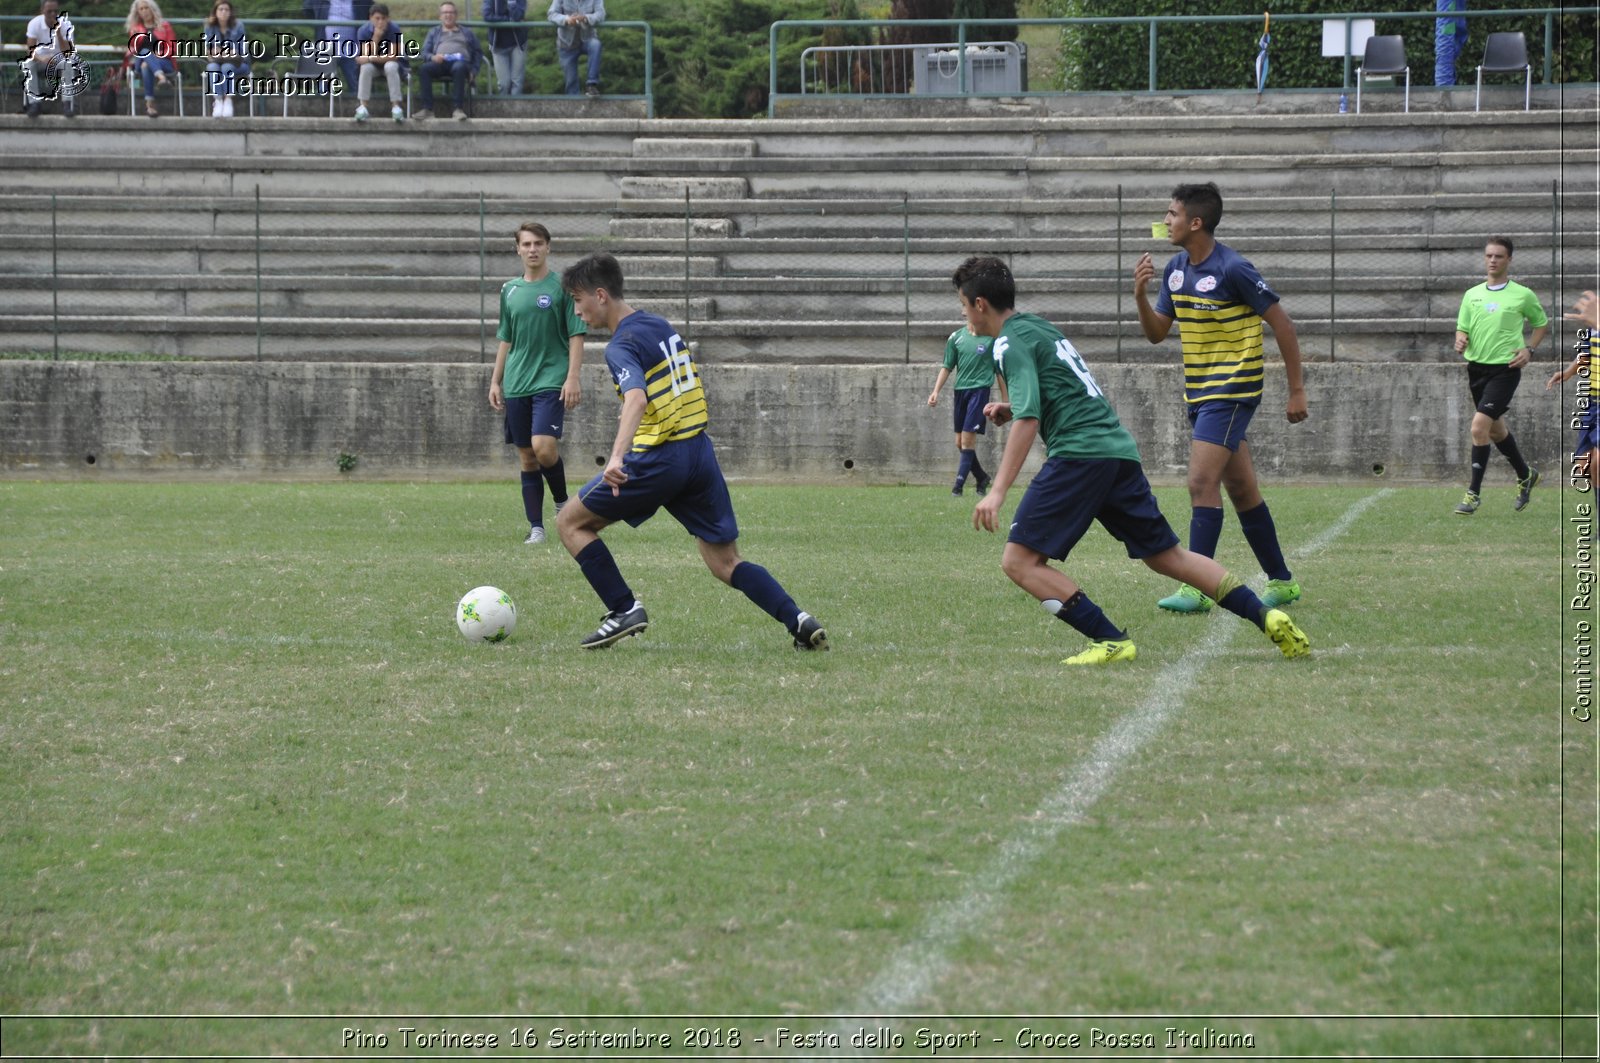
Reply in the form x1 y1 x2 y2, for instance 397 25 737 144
1355 34 1408 114
1476 31 1531 112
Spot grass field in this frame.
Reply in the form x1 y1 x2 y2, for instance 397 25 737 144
0 479 1594 1059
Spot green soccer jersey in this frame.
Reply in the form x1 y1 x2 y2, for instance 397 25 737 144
995 312 1141 463
496 273 587 398
943 327 996 390
1456 280 1548 365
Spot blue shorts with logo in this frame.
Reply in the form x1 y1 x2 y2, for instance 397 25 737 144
504 390 566 447
575 431 739 544
1008 457 1180 561
1187 399 1256 451
952 387 991 435
1577 406 1600 456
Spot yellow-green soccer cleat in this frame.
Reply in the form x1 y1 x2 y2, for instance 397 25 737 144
1261 578 1302 608
1063 638 1137 666
1514 466 1539 511
1157 584 1213 613
1453 490 1481 515
1264 608 1310 659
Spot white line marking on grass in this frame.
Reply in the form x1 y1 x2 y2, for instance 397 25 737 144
842 488 1394 1020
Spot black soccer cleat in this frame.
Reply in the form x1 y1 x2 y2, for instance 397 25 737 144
580 603 648 649
792 611 829 651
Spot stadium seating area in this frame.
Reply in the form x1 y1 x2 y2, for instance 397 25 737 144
0 100 1595 364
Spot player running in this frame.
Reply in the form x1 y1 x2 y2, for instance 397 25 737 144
555 252 829 652
957 255 1309 666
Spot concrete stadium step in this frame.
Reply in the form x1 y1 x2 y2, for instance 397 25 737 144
0 310 1464 365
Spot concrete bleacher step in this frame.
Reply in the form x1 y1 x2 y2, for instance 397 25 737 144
0 109 1592 365
0 312 1450 364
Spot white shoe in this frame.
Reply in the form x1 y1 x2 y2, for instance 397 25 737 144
211 97 224 117
354 104 370 122
391 105 404 122
452 107 467 120
222 97 234 117
524 526 546 544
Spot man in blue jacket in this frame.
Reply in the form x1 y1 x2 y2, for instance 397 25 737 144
302 0 370 92
482 0 526 95
416 1 483 118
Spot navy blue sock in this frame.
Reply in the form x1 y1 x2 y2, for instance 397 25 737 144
1469 444 1491 493
573 539 634 615
520 469 544 527
1216 579 1268 630
1236 501 1292 582
1056 591 1126 642
543 456 569 505
729 561 801 630
1189 505 1224 559
970 451 988 483
1495 434 1530 480
955 448 975 488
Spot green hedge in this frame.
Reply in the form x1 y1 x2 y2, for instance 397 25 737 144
1043 0 1596 92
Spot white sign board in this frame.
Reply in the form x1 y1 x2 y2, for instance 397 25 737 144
1322 18 1376 59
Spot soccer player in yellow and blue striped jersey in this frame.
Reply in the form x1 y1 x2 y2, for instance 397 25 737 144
1133 182 1308 615
1547 289 1598 490
555 252 829 652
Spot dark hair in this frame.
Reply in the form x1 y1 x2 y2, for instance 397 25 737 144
563 252 626 299
369 2 389 14
951 255 1015 310
1171 181 1224 233
1486 235 1515 257
515 221 551 244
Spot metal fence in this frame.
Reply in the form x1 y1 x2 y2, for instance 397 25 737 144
11 183 1592 367
768 7 1596 114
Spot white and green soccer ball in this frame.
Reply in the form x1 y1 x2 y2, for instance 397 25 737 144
456 585 517 643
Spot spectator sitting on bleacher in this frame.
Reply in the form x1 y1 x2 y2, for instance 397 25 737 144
23 0 77 118
481 0 526 96
416 2 482 120
352 2 407 122
125 0 178 118
204 0 249 118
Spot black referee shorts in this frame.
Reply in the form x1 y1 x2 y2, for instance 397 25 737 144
1467 361 1521 419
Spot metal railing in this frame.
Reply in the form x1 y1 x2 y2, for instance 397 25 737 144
10 184 1586 366
768 7 1596 116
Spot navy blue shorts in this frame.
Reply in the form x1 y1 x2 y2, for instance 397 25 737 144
1008 457 1180 561
952 387 991 435
503 390 565 448
575 431 739 544
1577 406 1600 456
1187 399 1255 451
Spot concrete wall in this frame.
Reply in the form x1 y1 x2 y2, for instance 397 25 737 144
0 359 1581 484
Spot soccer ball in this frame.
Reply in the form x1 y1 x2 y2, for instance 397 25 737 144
456 586 517 643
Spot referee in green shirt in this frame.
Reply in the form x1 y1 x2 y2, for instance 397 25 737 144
1452 236 1549 515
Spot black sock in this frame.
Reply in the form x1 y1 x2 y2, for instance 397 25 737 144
520 469 544 527
573 539 634 615
543 456 569 505
1054 591 1126 642
1469 444 1490 494
970 451 988 484
1495 434 1530 480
